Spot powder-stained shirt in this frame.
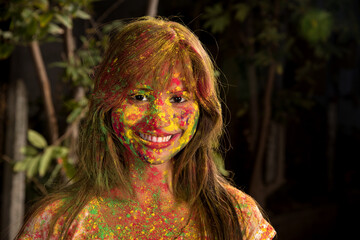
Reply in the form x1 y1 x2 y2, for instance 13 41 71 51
19 187 276 240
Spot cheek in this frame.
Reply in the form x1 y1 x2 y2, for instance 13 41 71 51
177 105 199 128
123 105 145 126
112 104 145 134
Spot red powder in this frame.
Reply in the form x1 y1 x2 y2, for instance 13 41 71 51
172 78 181 86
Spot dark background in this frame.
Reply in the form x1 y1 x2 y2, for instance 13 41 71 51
1 0 360 239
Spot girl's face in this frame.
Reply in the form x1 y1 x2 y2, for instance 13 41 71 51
111 68 200 165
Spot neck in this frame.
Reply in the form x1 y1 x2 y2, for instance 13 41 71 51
128 156 175 207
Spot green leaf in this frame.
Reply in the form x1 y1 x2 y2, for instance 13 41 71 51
33 0 49 11
45 163 62 186
0 43 14 59
78 97 88 107
205 13 230 33
27 155 41 178
102 20 124 34
28 129 47 149
66 106 82 123
50 61 68 68
53 146 69 158
258 26 285 44
203 3 230 33
48 23 64 35
204 3 223 17
234 3 250 22
39 13 53 28
26 20 39 38
276 64 283 75
55 13 72 29
254 51 272 66
1 31 13 39
74 9 90 20
300 9 333 44
14 159 29 172
21 8 34 20
20 146 38 156
39 146 55 177
62 156 76 179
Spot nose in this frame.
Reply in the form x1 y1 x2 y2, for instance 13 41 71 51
146 101 171 129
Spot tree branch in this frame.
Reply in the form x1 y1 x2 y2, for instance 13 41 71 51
147 0 159 17
249 61 277 205
53 106 87 146
96 0 125 23
65 28 75 60
30 41 59 143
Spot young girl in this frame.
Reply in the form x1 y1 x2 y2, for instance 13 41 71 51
17 17 276 240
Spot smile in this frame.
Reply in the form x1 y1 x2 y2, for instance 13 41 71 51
139 133 172 143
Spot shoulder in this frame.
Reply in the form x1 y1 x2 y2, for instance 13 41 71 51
18 199 65 239
225 185 257 206
225 185 262 218
224 185 277 240
18 198 99 240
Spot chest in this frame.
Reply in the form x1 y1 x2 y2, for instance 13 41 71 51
74 198 201 239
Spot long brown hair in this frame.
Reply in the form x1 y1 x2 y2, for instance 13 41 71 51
17 17 242 240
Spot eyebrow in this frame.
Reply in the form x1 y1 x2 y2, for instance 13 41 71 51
130 87 189 94
131 88 153 92
168 88 188 93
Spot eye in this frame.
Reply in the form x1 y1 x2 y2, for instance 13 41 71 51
170 96 186 103
130 94 148 101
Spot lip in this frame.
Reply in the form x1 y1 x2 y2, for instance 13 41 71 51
136 132 181 149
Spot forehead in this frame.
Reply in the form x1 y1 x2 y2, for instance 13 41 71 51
129 62 188 92
132 76 186 93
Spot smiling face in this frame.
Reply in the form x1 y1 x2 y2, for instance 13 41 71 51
111 68 200 165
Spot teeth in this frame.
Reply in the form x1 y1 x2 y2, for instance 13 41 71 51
139 133 172 143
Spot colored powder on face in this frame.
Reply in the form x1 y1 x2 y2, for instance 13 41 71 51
111 66 199 165
172 78 181 86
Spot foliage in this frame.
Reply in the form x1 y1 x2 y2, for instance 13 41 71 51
0 0 93 59
201 0 346 121
203 3 230 34
1 0 124 187
201 0 359 203
14 130 70 179
299 9 333 44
